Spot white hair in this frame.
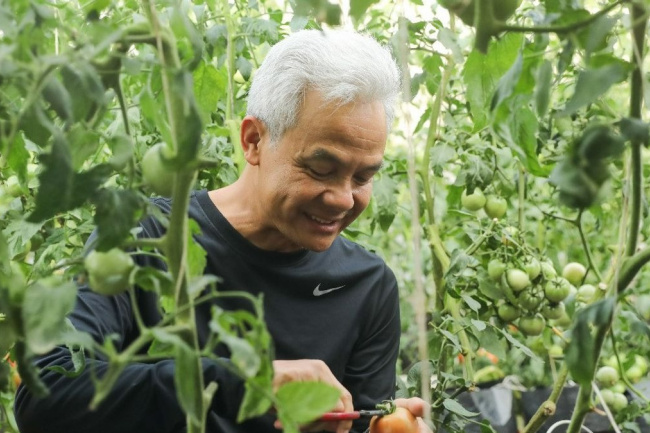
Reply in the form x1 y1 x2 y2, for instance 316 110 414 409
246 29 401 144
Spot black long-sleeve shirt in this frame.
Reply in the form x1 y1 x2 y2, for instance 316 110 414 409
15 189 401 433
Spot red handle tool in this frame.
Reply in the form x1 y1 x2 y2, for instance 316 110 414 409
320 409 388 421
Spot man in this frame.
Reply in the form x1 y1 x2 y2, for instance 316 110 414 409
15 29 431 433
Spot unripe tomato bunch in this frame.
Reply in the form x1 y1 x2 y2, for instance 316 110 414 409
593 355 649 414
484 228 591 337
461 187 508 219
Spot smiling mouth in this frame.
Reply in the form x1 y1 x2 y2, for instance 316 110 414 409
308 214 338 225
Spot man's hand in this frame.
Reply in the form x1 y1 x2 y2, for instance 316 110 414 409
272 359 353 433
394 398 434 433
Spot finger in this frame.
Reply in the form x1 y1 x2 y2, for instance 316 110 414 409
417 417 433 433
394 397 428 418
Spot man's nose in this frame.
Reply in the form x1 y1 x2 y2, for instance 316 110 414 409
323 181 354 211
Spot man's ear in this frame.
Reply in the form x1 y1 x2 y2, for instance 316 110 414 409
240 116 266 166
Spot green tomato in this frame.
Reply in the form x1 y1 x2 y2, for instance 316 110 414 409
610 382 626 394
624 365 644 383
497 303 521 322
551 311 573 329
501 226 519 246
577 284 597 304
595 366 619 388
484 195 507 219
518 289 544 312
610 393 628 412
562 262 586 286
142 143 175 197
518 314 546 337
487 259 507 280
634 355 648 375
599 389 615 407
524 256 541 280
548 344 564 358
506 269 531 292
541 302 566 320
84 248 135 296
461 187 486 211
544 278 572 303
540 261 557 279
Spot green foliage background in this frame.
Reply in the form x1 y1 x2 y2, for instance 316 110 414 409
2 0 650 432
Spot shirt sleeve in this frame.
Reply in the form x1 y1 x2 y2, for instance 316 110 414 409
345 264 401 433
14 222 247 433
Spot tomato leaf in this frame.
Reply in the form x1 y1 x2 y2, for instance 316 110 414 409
350 0 379 22
42 76 73 122
22 278 77 354
559 63 628 116
565 297 615 386
174 340 203 426
534 60 553 117
497 328 537 359
237 363 273 422
618 117 649 146
187 219 207 280
373 175 398 232
192 62 226 124
463 33 523 131
443 398 479 418
169 69 203 166
7 134 29 184
275 381 340 425
490 52 523 112
92 189 143 252
28 134 112 222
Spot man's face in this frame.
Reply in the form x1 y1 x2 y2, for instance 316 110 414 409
254 91 387 252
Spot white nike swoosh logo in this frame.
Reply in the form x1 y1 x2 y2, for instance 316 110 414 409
313 283 346 296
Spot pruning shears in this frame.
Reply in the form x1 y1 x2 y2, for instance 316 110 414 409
319 409 389 421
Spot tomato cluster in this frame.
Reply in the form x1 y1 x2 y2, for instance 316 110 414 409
595 354 648 413
485 228 591 337
461 187 508 219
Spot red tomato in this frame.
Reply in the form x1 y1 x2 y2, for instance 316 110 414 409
370 407 418 433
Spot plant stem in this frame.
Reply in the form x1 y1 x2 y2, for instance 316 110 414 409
565 315 611 433
518 164 525 231
576 212 604 282
398 14 431 420
617 247 650 292
421 13 456 311
522 363 569 433
624 2 646 257
500 0 628 34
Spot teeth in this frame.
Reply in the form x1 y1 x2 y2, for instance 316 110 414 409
309 215 334 224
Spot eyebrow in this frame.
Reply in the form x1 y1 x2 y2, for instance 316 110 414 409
302 148 384 173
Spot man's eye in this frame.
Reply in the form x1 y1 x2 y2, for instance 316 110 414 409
308 167 331 177
354 175 373 185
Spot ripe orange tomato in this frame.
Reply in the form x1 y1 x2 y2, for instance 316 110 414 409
370 407 418 433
